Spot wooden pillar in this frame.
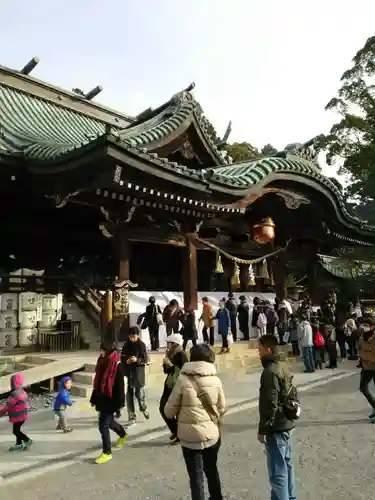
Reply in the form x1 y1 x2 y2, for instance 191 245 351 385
183 236 198 310
239 264 248 292
115 234 131 341
272 254 287 300
118 234 130 281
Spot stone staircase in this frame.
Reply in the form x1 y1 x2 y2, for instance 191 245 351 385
63 300 101 349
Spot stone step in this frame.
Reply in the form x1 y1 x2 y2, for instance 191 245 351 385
72 370 94 385
24 355 55 365
70 381 92 398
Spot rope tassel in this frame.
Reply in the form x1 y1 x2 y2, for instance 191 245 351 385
248 264 256 286
215 251 224 273
231 263 240 286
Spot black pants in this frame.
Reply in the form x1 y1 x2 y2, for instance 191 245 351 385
230 315 237 342
182 439 222 500
149 325 160 350
337 335 347 359
166 325 179 336
347 335 358 358
291 341 300 356
159 390 178 437
98 411 126 454
278 325 286 345
220 333 228 349
183 337 197 350
238 316 249 340
202 326 215 346
13 422 29 446
314 347 325 368
359 370 375 409
326 340 337 368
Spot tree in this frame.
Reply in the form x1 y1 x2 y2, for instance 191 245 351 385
224 142 261 162
261 143 278 156
323 35 375 202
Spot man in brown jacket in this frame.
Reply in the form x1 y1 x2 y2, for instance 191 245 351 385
358 316 375 422
199 297 215 346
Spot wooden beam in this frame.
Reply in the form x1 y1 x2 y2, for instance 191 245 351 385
183 236 198 310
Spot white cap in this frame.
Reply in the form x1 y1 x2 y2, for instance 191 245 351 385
167 333 183 346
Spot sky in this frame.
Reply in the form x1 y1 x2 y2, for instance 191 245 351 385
1 0 375 177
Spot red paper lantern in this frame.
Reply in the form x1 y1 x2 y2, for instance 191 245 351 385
252 217 275 245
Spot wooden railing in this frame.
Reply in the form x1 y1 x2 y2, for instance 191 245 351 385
39 321 82 352
72 277 103 326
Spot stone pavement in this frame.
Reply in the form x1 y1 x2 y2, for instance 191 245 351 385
0 361 361 488
1 366 373 499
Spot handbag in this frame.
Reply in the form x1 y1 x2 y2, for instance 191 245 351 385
189 376 221 429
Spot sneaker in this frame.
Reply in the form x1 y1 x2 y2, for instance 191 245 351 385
170 437 180 445
370 416 375 424
95 453 113 464
22 439 33 450
115 433 128 450
8 444 23 452
63 428 73 433
142 410 150 420
369 410 375 419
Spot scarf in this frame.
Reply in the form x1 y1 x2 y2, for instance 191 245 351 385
93 350 121 398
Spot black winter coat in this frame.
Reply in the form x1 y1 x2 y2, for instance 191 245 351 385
90 362 125 413
180 312 198 340
121 338 148 388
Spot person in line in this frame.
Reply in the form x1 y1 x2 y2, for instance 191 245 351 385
264 301 279 336
165 344 226 500
237 295 250 341
225 292 238 342
163 299 183 336
53 375 73 433
121 326 150 427
298 315 315 373
276 299 290 345
90 342 127 464
145 296 163 351
159 333 188 444
335 310 348 362
324 323 338 369
181 308 198 350
257 334 297 500
358 317 375 423
200 296 215 346
251 296 261 337
345 313 358 360
256 302 268 337
215 300 231 353
289 314 300 356
0 373 32 451
312 321 326 369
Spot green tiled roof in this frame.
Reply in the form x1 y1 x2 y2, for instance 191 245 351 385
0 85 106 160
0 84 228 164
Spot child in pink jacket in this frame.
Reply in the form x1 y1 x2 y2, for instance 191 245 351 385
0 372 32 451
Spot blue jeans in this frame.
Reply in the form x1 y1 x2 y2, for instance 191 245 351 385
302 346 314 372
266 431 297 500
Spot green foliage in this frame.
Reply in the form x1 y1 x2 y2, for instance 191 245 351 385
323 35 375 201
224 142 260 162
261 143 278 156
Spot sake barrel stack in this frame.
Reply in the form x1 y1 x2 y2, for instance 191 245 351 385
18 292 39 347
40 294 63 328
0 293 19 349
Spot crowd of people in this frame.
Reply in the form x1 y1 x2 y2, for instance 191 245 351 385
1 292 375 500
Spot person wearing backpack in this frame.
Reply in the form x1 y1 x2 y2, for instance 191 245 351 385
257 334 298 500
312 322 325 369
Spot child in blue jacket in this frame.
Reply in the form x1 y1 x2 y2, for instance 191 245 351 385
216 300 231 353
53 376 73 433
